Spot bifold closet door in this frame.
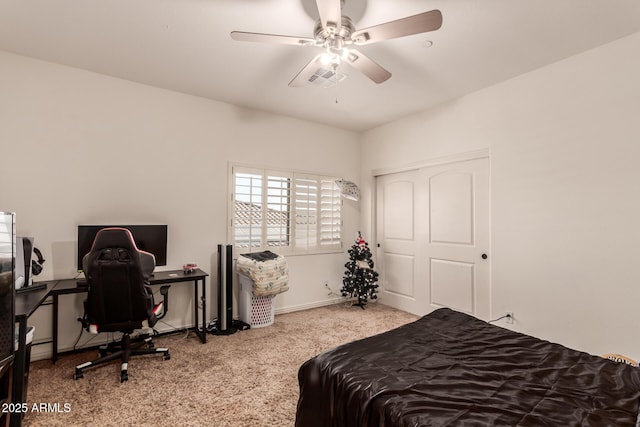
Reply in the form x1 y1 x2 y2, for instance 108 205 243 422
376 157 490 319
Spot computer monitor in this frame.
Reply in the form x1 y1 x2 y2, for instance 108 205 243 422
77 225 168 272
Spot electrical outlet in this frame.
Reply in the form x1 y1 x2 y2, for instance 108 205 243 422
505 311 514 324
324 281 339 298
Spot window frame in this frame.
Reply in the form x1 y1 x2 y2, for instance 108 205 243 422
229 164 343 256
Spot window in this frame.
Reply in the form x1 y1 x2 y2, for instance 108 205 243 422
231 166 342 253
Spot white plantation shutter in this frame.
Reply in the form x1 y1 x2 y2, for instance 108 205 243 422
231 166 341 253
319 179 341 246
294 176 318 250
266 174 291 247
293 175 342 250
233 170 263 248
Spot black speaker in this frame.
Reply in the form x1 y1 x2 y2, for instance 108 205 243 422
218 244 233 332
208 244 249 335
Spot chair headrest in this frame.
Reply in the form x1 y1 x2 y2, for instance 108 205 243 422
90 227 139 252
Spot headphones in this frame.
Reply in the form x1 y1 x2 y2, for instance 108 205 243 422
31 247 45 276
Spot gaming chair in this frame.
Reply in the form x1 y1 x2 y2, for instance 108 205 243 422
74 227 170 382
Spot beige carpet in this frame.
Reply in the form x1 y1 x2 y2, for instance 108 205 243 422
24 302 418 427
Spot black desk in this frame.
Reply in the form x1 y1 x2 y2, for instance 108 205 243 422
11 268 209 426
10 269 207 426
49 268 209 363
12 282 56 427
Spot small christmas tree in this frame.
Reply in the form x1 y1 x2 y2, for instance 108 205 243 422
341 232 379 309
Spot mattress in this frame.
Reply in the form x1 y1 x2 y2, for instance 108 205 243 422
295 308 640 426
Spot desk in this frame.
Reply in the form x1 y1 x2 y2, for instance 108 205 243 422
49 268 209 363
12 282 56 427
10 269 208 427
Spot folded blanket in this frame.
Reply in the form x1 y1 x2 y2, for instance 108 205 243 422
236 252 289 297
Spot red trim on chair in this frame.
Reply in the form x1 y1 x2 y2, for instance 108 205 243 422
152 302 164 316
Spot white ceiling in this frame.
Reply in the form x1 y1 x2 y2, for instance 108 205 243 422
1 0 640 132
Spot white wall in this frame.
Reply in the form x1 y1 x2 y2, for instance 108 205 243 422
5 29 640 362
0 51 360 359
361 32 640 359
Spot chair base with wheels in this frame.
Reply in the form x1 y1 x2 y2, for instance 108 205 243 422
74 332 170 382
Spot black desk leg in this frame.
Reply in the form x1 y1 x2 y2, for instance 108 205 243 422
193 277 206 344
52 294 59 364
193 278 198 340
10 320 27 427
201 277 206 343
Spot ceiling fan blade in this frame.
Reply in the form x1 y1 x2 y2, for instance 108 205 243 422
344 49 391 84
351 9 442 45
288 54 327 87
316 0 343 32
231 31 315 46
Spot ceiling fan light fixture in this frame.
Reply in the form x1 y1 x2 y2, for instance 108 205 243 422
320 52 331 65
321 50 342 66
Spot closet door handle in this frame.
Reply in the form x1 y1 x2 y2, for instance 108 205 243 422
481 253 488 260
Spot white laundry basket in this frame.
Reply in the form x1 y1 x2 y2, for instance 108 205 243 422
238 274 275 328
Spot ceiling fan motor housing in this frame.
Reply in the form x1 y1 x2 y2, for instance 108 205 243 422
314 16 355 48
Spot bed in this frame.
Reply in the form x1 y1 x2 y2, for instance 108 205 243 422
295 308 640 426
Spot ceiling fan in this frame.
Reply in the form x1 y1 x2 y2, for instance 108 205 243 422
230 0 442 87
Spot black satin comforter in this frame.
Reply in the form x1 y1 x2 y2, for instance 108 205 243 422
295 308 640 426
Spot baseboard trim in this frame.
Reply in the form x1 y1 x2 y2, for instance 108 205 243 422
274 297 347 315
